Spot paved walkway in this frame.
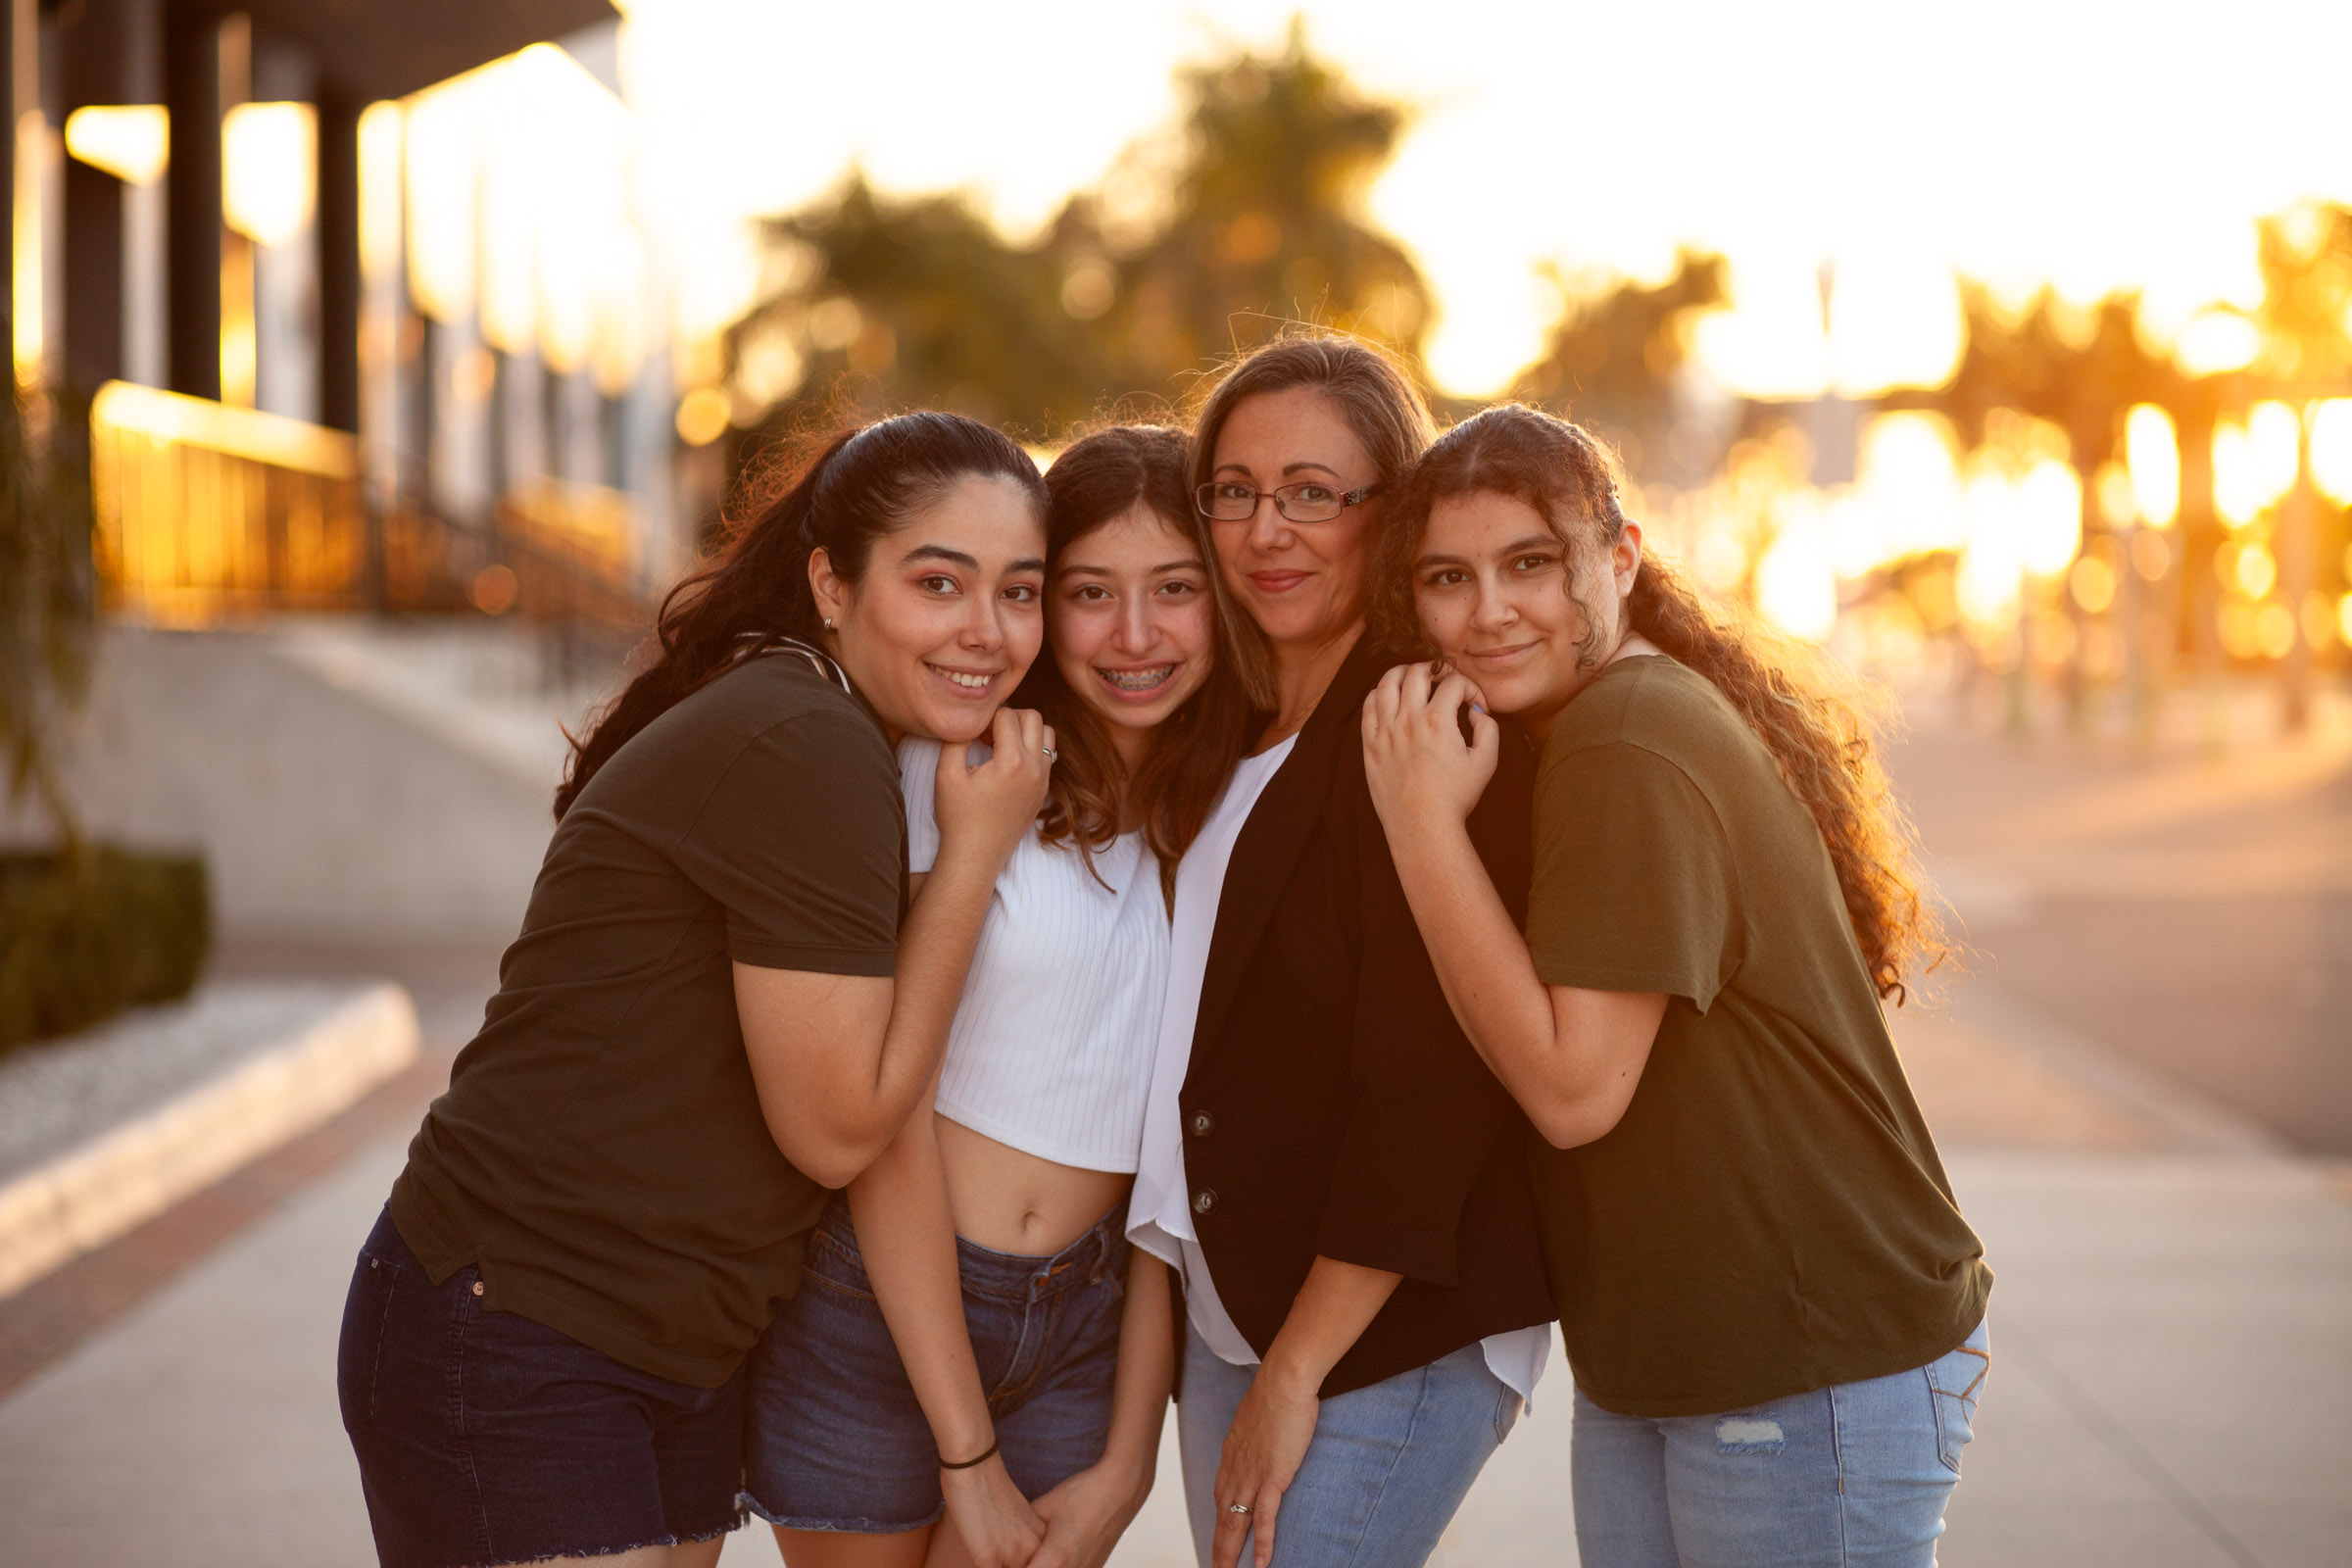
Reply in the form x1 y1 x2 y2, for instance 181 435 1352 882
0 969 2341 1568
3 698 2348 1565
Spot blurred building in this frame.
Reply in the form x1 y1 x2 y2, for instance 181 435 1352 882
10 0 689 635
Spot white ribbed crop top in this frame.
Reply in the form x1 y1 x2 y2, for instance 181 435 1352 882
900 737 1169 1174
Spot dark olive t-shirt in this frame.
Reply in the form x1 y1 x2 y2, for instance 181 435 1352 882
388 653 906 1388
1525 655 1990 1418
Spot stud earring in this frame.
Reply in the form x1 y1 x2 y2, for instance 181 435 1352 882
823 616 834 630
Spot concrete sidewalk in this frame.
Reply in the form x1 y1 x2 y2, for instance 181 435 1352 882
0 974 2344 1567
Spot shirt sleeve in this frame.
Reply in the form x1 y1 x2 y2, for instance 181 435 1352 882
1312 744 1529 1289
676 710 906 975
1525 741 1738 1010
897 737 942 874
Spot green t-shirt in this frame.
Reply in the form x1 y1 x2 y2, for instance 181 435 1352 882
1525 655 1990 1418
389 653 906 1388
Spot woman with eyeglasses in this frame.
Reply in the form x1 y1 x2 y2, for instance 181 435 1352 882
1127 334 1554 1568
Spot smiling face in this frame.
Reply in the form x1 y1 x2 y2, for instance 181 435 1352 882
1205 387 1382 655
1412 489 1642 737
1048 503 1216 748
812 472 1048 743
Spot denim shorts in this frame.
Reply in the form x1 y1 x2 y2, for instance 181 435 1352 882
337 1206 746 1568
743 1195 1129 1532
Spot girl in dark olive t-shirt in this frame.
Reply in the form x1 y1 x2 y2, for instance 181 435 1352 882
1359 405 1991 1568
339 413 1061 1568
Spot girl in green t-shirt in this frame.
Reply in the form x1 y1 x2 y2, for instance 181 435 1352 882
1359 404 1991 1567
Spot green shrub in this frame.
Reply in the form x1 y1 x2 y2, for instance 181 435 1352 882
0 847 210 1054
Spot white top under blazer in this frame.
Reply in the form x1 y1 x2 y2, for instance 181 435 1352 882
899 737 1167 1173
1128 736 1549 1406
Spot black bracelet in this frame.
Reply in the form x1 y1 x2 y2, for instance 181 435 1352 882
939 1437 1001 1471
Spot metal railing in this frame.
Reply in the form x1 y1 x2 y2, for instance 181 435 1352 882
89 381 653 639
90 381 368 623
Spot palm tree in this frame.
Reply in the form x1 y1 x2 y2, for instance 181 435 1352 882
1104 18 1434 381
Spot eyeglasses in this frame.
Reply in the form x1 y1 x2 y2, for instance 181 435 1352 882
1193 479 1384 524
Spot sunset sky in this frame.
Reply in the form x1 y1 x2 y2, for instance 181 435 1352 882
608 0 2352 398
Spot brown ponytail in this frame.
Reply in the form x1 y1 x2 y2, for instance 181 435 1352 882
555 412 1046 819
1385 404 1943 1002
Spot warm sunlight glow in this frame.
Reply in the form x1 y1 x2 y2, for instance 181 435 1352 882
1828 254 1965 397
2017 459 2084 578
14 113 44 384
1754 503 1838 641
64 105 168 186
221 102 316 248
358 103 404 283
2311 400 2352 508
1692 253 1829 401
2125 405 2180 528
2173 309 2262 375
2246 401 2302 507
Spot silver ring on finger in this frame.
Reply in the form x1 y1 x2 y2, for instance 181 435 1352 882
1226 1501 1253 1517
1042 746 1056 760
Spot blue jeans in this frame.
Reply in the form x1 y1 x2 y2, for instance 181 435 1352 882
1177 1318 1521 1568
337 1207 746 1568
744 1196 1129 1531
1570 1318 1991 1567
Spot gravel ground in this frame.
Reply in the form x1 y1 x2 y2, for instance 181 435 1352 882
0 983 374 1184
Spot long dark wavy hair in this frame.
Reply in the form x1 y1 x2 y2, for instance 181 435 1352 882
1186 330 1437 700
555 411 1047 819
1379 403 1943 1002
1012 425 1252 891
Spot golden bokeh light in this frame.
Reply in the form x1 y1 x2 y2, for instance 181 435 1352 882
2212 418 2262 528
674 385 730 447
2172 308 2262 375
2308 400 2352 507
2017 460 2083 578
63 105 169 186
222 102 317 248
2125 405 2180 528
2255 602 2296 660
2069 554 2117 615
2230 541 2278 599
1753 505 1838 642
2247 402 2301 503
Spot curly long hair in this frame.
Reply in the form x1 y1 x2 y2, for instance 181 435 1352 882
1380 403 1942 1003
555 411 1047 819
1012 425 1253 891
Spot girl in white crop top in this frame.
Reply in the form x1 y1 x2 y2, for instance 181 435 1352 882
749 428 1253 1568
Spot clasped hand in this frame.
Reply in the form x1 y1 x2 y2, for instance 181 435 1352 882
1361 662 1497 833
935 707 1056 868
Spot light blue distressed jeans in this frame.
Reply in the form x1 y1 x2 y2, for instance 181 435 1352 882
1178 1319 1521 1568
1570 1317 1990 1567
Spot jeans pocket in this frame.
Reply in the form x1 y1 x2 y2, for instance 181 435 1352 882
337 1244 404 1428
1925 1323 1991 1476
1493 1384 1524 1446
803 1229 877 1302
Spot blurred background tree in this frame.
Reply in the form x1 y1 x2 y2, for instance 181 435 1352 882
0 388 97 853
1509 250 1729 481
720 19 1435 460
1101 17 1431 384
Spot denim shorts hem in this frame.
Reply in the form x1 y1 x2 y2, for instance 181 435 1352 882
462 1516 746 1567
738 1490 944 1535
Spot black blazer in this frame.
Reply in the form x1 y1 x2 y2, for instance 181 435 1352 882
1180 636 1555 1397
